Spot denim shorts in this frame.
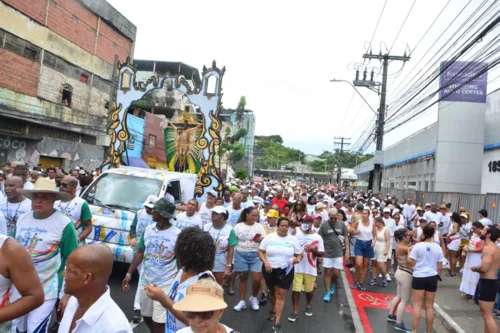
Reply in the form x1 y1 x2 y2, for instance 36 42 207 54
213 254 227 273
234 250 262 272
354 239 374 259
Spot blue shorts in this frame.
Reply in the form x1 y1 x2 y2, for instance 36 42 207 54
234 250 262 272
355 239 374 259
213 254 227 273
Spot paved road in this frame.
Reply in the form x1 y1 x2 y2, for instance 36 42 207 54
344 266 436 333
110 262 356 333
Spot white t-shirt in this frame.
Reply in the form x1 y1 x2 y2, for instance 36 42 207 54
0 198 32 237
424 211 442 223
440 214 451 234
233 222 265 252
259 209 268 225
479 218 493 227
0 211 6 236
198 203 214 228
402 204 416 220
259 233 301 269
174 212 203 231
240 200 255 209
410 242 444 278
226 207 243 227
383 218 396 243
23 181 34 190
176 325 233 333
295 230 324 276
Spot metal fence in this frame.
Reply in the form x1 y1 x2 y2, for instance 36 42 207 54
381 188 499 223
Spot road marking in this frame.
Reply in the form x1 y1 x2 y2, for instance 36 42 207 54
433 303 467 333
341 270 365 333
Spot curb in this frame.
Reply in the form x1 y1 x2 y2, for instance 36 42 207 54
341 270 365 333
432 303 467 333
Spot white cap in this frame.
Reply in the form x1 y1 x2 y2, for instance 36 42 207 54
212 206 227 215
383 208 391 213
460 213 468 219
143 195 159 209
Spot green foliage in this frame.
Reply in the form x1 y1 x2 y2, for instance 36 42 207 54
254 136 305 169
235 168 248 180
230 143 246 163
235 96 247 124
309 150 374 172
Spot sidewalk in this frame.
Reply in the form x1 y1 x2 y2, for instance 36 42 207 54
433 274 485 333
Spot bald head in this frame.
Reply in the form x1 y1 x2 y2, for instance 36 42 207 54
60 176 79 197
5 176 24 201
69 244 113 282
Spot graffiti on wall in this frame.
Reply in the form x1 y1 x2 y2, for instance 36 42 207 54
101 57 225 199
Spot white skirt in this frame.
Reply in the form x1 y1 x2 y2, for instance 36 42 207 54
459 252 481 296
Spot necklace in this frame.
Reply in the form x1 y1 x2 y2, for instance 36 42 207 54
59 197 75 212
208 224 224 245
6 199 22 222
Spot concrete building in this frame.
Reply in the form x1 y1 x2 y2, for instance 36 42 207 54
0 0 136 170
354 87 500 194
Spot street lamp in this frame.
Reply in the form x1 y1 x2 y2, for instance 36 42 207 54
330 79 378 115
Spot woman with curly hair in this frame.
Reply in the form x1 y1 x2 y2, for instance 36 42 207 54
233 206 266 312
145 226 216 333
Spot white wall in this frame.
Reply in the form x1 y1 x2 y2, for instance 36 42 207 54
481 148 500 193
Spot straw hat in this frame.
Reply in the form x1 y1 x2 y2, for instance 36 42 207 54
20 178 68 200
173 279 227 312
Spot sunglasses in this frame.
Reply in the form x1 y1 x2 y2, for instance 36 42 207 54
61 183 70 188
184 310 214 320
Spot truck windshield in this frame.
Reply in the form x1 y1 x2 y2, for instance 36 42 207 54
82 173 163 213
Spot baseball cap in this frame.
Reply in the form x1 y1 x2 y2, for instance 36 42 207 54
460 213 468 219
143 195 159 209
264 200 272 206
212 206 227 215
266 209 279 218
416 206 423 211
207 190 218 197
315 202 325 209
312 214 322 220
383 208 391 213
300 215 314 223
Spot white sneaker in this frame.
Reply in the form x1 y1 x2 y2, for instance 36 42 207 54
249 296 260 311
233 300 247 311
386 274 392 282
459 269 464 274
350 267 355 272
378 273 382 278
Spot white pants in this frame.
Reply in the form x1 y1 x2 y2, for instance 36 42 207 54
134 263 143 311
13 299 56 333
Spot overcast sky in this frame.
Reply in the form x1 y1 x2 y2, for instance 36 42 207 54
107 0 500 156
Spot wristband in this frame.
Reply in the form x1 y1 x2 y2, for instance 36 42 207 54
126 273 132 278
226 264 231 267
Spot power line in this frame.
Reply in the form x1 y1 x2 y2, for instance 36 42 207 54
389 0 417 52
367 0 388 53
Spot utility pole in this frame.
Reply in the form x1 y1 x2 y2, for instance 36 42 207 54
357 51 410 193
334 137 351 187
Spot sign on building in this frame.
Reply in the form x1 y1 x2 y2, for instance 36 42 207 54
439 61 488 103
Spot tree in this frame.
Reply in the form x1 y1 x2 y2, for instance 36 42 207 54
235 168 248 180
268 135 283 145
235 96 246 129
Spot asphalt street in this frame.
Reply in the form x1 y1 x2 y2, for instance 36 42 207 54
109 262 357 333
344 266 436 333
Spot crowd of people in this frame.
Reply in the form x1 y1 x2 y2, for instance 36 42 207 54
0 162 499 333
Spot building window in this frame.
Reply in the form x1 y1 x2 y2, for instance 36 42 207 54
62 84 73 107
80 73 89 83
149 134 156 148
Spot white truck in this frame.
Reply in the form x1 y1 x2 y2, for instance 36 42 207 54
80 166 197 263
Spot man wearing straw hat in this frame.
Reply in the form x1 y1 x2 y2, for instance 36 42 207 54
13 178 79 333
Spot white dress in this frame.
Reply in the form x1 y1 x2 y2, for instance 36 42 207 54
459 234 482 296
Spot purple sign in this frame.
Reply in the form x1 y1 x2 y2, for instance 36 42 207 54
439 61 488 103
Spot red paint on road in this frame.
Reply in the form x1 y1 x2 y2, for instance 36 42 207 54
345 264 412 333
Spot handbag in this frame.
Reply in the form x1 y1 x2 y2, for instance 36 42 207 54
331 222 346 254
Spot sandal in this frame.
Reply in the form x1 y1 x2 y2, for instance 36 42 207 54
228 287 235 296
